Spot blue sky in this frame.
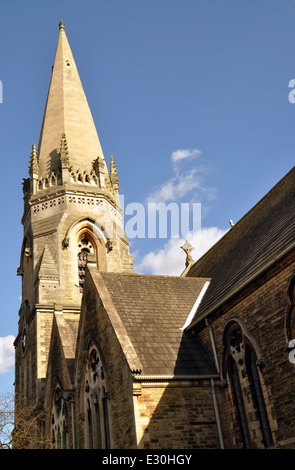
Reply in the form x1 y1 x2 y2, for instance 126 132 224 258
0 0 294 393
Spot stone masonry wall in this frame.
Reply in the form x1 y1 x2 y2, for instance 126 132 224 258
133 379 221 449
194 257 295 448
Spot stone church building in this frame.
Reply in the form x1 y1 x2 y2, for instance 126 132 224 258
14 22 295 449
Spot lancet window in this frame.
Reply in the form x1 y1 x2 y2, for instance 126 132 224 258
51 386 67 449
224 321 273 449
84 344 110 449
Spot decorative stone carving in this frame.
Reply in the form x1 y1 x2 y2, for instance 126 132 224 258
180 240 195 268
105 240 113 252
62 237 70 249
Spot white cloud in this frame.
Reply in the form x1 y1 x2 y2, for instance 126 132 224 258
147 168 203 204
0 336 15 374
171 148 202 163
134 227 228 276
146 148 215 206
134 148 223 275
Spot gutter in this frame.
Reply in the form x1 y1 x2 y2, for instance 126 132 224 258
132 374 220 380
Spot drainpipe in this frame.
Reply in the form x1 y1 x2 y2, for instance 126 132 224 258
71 401 76 449
206 318 220 374
206 319 224 449
211 378 224 449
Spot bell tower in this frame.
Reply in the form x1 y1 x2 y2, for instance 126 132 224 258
14 22 134 410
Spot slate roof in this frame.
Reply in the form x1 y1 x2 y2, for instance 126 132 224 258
54 314 80 381
89 269 217 377
186 166 295 325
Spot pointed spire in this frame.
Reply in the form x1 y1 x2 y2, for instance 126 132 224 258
37 22 107 178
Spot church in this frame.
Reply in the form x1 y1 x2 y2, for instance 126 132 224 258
14 22 295 449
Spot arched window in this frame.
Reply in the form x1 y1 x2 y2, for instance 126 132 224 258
223 321 273 449
84 345 110 449
77 233 95 293
51 385 67 449
228 353 251 448
245 345 273 448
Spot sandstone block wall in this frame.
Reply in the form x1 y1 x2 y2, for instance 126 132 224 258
133 379 221 449
194 257 295 448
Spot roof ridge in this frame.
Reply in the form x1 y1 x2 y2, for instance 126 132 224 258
187 166 295 274
98 270 211 281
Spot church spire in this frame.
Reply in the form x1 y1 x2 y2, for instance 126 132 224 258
37 21 107 178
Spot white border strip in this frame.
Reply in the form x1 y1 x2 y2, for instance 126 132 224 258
180 281 210 330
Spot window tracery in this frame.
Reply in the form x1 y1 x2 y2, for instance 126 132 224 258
224 321 273 449
51 386 67 449
84 345 110 449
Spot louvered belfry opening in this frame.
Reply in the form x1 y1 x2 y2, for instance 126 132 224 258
78 235 94 293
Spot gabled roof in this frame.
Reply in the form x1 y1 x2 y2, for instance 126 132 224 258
50 313 80 383
44 313 80 407
89 268 217 377
186 166 295 326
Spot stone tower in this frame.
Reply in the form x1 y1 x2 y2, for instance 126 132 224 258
14 22 134 411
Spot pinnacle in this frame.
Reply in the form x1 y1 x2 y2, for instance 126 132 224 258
110 155 119 186
60 133 69 162
29 144 39 175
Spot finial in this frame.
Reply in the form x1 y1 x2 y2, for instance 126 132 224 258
59 21 65 30
180 240 195 268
